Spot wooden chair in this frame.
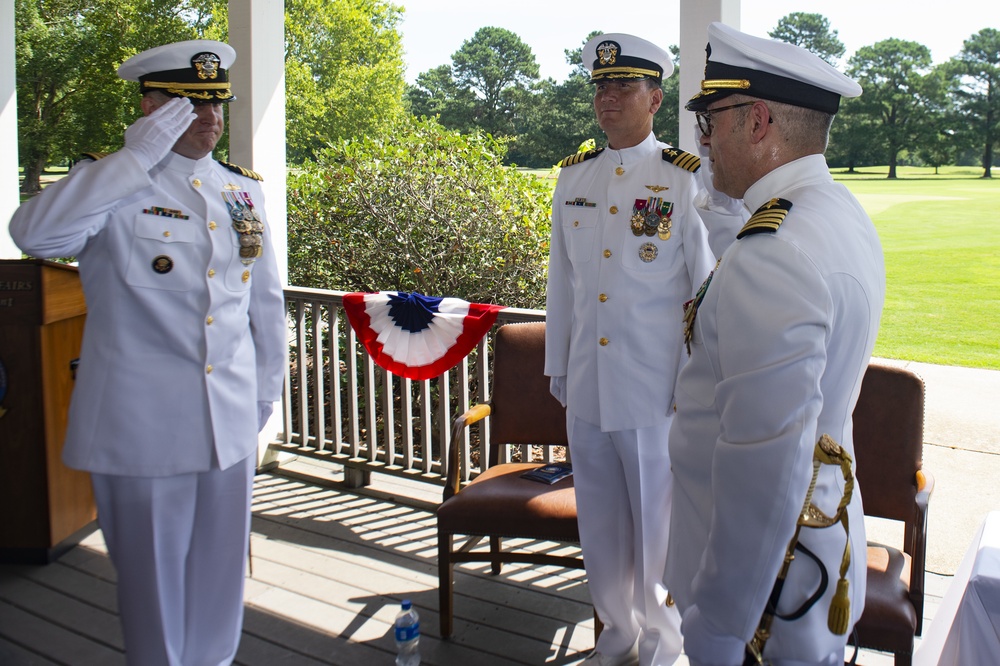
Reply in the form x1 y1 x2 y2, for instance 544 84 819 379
436 321 584 639
852 363 935 665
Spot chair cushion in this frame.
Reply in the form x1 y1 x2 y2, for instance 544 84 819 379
855 543 917 653
437 463 579 542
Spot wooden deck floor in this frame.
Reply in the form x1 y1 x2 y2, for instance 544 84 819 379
1 459 947 665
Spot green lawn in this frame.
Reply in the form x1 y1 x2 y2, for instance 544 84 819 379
835 168 1000 370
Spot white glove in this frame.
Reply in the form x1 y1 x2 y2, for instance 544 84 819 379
549 376 567 408
124 97 196 171
693 123 743 215
257 400 275 432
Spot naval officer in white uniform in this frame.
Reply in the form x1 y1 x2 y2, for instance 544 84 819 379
666 23 885 666
544 33 739 666
9 40 287 665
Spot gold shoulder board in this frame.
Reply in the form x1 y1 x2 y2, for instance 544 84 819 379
662 148 701 172
737 197 793 239
80 151 111 161
558 148 605 168
218 160 264 181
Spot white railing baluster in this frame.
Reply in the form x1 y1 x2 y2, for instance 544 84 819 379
275 290 545 489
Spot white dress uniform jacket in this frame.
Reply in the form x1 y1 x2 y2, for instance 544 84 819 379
10 149 287 476
666 155 886 662
545 133 716 430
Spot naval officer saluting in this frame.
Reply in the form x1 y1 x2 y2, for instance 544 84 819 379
9 39 287 665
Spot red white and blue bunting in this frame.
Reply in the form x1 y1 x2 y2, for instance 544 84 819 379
342 291 505 380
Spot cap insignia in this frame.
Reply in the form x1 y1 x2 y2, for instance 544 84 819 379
192 52 221 80
596 41 620 66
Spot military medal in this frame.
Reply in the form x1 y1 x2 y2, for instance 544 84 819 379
638 242 658 263
631 199 648 236
222 191 264 264
629 196 671 237
657 201 674 240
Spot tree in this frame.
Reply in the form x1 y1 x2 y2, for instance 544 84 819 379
406 64 478 133
511 32 602 167
652 45 681 146
826 97 881 172
286 115 553 308
448 27 540 138
946 28 1000 178
847 39 942 178
284 0 407 164
768 12 845 66
15 0 221 193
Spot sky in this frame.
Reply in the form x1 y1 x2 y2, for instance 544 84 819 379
397 0 1000 84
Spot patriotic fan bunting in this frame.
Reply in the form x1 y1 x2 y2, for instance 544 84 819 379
342 291 506 380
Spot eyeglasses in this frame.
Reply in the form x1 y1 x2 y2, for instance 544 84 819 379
695 101 758 137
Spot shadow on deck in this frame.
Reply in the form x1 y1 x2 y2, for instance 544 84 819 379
1 458 948 665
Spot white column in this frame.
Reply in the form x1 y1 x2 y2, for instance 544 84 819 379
227 0 287 283
678 0 740 153
1 0 20 258
227 0 289 458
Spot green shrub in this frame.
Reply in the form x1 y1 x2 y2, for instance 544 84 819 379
287 115 553 308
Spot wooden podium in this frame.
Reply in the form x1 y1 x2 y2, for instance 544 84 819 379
0 259 96 563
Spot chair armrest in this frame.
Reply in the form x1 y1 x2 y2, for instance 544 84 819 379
909 468 935 627
443 404 492 501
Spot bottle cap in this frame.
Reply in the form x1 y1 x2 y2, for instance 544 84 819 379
401 599 412 610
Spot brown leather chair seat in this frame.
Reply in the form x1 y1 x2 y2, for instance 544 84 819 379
858 543 918 654
437 463 578 541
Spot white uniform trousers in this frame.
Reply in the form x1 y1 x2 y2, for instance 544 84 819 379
91 453 255 666
567 415 682 666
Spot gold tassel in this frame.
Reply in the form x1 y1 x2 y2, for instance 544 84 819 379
828 578 851 635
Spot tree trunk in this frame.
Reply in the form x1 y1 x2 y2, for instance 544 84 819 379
19 156 45 195
983 142 993 179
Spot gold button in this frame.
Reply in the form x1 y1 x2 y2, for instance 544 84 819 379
603 249 612 258
615 167 624 176
163 231 171 237
599 337 609 346
573 220 579 227
609 206 618 214
208 269 216 278
599 293 608 302
206 365 214 374
206 316 214 325
241 270 250 283
192 178 202 188
209 221 218 230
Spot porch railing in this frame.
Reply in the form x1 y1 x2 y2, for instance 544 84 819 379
268 288 547 491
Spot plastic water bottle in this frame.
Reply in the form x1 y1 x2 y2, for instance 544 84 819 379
394 599 421 666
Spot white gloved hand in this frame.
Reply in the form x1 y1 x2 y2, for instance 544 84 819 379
257 400 275 432
549 376 567 408
124 97 196 172
693 123 743 215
